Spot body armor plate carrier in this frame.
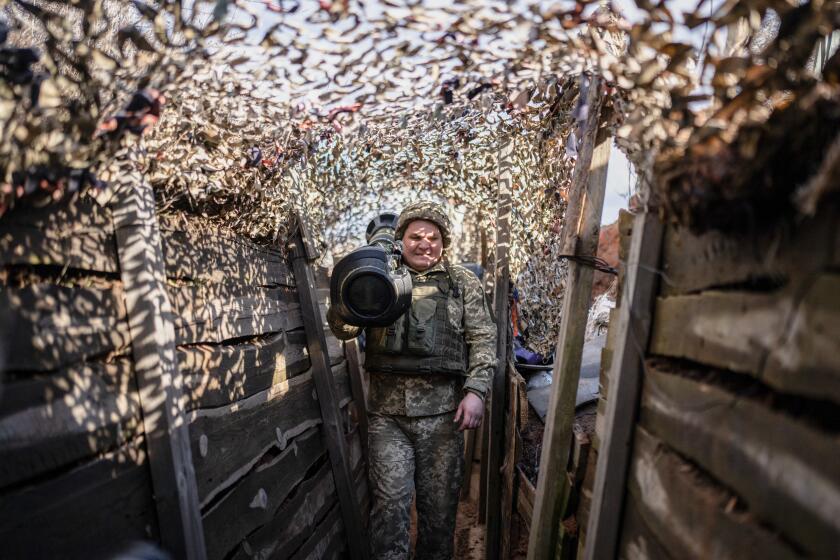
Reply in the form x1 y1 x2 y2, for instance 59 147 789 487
364 265 468 375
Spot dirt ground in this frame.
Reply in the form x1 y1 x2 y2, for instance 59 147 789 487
407 451 530 559
451 459 529 560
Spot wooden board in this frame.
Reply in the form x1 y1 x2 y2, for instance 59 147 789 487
290 505 345 560
617 489 674 560
203 427 326 560
659 202 838 296
625 426 798 560
0 358 141 489
649 273 840 404
640 363 840 556
0 191 118 273
291 222 368 560
584 210 664 560
169 284 302 346
517 467 536 528
159 220 294 287
486 130 514 559
344 338 369 459
0 437 159 560
230 462 338 560
112 177 206 558
189 367 351 504
529 103 611 560
0 283 131 371
178 329 310 411
501 367 525 559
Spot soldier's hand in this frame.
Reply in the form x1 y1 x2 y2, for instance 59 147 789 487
454 392 484 431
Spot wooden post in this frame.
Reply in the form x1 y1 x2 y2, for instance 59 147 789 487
527 76 609 560
583 210 664 560
478 405 490 523
111 172 207 559
485 132 514 560
461 425 478 499
289 213 369 560
345 338 369 460
500 362 523 559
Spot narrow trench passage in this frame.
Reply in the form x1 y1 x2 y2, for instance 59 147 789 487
401 448 529 559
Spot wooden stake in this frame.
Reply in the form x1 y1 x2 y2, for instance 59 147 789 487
111 175 206 560
345 338 369 460
583 210 664 560
485 131 514 560
289 213 369 560
527 76 610 560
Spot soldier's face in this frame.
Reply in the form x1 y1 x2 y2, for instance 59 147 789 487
401 219 443 271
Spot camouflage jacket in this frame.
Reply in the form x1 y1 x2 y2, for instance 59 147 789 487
327 260 497 416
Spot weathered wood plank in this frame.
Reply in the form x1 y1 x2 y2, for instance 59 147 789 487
517 467 536 528
501 366 522 559
0 222 118 272
190 369 326 503
557 427 593 558
575 446 598 553
203 427 326 560
649 273 840 404
640 363 840 557
627 426 798 560
0 283 131 371
0 437 158 560
291 220 368 560
0 358 141 489
0 191 118 272
486 127 514 559
159 218 294 287
584 210 664 560
659 202 838 296
617 492 674 560
529 84 610 560
178 329 310 411
169 284 302 346
344 338 369 460
290 505 345 560
230 462 337 560
112 175 206 559
325 328 345 366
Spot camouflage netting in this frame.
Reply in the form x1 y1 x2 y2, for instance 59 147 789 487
2 0 839 352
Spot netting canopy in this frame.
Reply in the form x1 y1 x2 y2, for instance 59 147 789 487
3 0 839 351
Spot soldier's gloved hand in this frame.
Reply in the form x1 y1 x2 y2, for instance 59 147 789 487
454 392 484 431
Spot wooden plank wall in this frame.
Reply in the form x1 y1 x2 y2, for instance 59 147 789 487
0 193 158 559
0 193 368 559
610 201 840 558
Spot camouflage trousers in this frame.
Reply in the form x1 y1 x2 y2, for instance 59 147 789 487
368 410 465 560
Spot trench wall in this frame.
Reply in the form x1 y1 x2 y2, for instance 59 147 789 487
0 190 369 560
588 201 840 558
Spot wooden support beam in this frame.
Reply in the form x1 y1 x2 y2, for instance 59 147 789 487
527 76 609 560
289 214 369 560
501 364 525 559
583 209 664 560
485 132 514 560
111 173 207 560
345 338 369 460
478 408 490 523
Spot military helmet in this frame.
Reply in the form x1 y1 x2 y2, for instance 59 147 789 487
395 201 452 248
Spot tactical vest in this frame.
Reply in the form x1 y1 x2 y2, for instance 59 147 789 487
364 266 468 375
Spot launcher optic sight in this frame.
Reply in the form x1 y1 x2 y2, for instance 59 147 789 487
329 212 413 327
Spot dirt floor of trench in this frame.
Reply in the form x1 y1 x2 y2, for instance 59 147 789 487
407 456 528 559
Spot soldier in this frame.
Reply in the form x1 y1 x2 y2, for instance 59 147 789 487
327 201 497 560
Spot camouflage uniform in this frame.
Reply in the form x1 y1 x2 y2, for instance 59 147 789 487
328 203 496 560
